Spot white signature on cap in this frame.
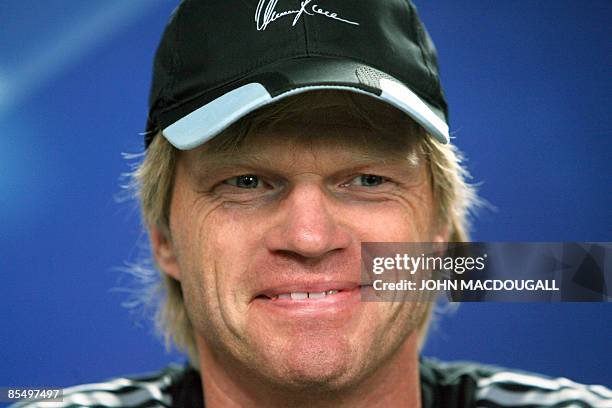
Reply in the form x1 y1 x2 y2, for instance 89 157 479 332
255 0 360 31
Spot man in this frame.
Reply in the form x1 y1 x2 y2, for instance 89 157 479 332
13 1 611 407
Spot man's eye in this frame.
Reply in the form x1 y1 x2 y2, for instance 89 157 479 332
346 174 386 187
224 175 260 189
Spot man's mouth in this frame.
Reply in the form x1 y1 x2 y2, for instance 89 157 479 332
258 289 343 300
251 283 373 318
254 281 369 301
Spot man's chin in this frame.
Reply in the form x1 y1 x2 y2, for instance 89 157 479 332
253 335 367 391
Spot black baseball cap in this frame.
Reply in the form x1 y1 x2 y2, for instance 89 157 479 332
145 0 449 150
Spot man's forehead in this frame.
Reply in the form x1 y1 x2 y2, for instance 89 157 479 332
187 122 420 164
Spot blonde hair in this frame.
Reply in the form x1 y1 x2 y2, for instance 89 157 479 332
128 91 478 367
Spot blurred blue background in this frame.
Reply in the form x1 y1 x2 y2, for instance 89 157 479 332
1 0 610 396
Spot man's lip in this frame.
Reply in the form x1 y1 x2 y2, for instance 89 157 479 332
254 281 362 299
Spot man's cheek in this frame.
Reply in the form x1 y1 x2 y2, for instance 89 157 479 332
361 212 419 241
204 226 257 317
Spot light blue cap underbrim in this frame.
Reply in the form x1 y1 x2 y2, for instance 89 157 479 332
162 80 449 150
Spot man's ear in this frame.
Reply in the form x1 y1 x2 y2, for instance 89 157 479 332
432 222 451 244
149 224 181 281
431 223 452 257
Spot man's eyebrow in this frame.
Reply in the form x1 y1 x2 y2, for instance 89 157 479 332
190 142 422 169
189 151 279 172
189 154 422 178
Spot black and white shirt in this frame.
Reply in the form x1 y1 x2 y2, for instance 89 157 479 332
10 358 612 407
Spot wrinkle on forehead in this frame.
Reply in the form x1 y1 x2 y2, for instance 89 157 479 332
183 124 422 174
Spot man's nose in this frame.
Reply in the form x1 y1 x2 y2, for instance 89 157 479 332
265 183 352 259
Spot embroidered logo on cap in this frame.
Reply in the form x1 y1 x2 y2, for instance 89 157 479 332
255 0 360 31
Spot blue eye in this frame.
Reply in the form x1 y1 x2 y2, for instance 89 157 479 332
342 174 386 188
356 174 385 187
225 175 260 189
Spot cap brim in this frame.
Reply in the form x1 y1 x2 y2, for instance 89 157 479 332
161 57 449 150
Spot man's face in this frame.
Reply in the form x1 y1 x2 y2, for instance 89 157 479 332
159 118 445 389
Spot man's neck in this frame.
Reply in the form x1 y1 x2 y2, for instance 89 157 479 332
195 335 422 408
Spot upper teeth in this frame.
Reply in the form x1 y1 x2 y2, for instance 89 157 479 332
276 290 339 300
